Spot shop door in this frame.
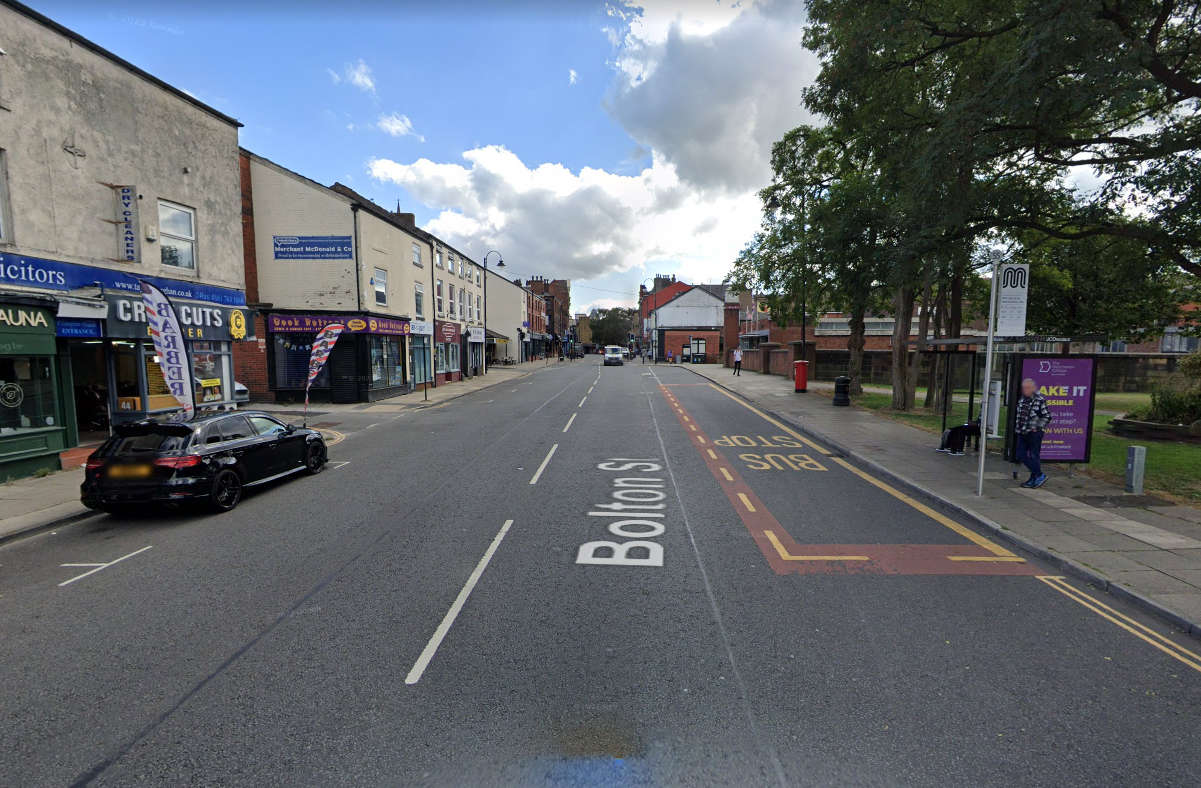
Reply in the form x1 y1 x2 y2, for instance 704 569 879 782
329 341 359 403
69 342 110 441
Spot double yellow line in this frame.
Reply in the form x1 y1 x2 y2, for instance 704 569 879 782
1037 576 1201 674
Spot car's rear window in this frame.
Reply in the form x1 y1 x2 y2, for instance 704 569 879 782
103 432 191 456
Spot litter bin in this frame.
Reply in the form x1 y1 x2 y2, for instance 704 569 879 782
833 375 851 406
794 360 809 392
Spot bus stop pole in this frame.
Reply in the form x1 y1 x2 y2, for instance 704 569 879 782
976 260 1000 496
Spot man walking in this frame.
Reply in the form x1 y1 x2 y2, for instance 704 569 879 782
1014 377 1053 488
732 347 743 376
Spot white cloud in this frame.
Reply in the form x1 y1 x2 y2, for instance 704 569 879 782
344 59 376 94
377 112 425 142
364 0 814 302
606 0 817 191
569 68 579 85
369 145 759 284
326 67 342 85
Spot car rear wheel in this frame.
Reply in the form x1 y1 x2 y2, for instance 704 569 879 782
209 470 242 512
304 442 327 475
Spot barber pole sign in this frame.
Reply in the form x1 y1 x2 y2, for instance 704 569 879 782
139 280 195 421
305 323 344 417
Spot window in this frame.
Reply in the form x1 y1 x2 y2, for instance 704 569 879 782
476 295 482 322
460 291 467 321
273 334 330 389
249 416 287 437
435 250 443 268
436 279 444 314
448 256 456 275
369 335 405 388
192 340 232 405
411 242 422 267
437 341 459 373
0 356 57 434
220 415 254 441
476 270 481 286
449 284 456 316
373 267 387 306
158 201 196 269
414 282 425 318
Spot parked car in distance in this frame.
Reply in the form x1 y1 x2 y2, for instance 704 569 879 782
81 411 327 514
603 345 624 366
621 348 630 359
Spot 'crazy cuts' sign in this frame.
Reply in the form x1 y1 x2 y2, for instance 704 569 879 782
105 294 250 341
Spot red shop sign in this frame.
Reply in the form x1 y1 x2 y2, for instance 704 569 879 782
435 321 461 343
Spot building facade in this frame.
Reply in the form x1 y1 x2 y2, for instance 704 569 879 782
0 2 244 479
526 277 570 354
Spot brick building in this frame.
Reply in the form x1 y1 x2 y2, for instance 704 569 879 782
525 277 570 352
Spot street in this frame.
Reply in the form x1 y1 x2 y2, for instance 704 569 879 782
3 358 1200 786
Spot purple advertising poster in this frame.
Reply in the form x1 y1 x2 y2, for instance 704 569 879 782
1019 357 1096 462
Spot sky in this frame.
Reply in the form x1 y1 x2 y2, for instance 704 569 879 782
36 0 818 313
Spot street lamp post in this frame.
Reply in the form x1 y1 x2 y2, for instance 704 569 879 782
482 250 503 375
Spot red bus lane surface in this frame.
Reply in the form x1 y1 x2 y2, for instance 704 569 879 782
657 382 1038 577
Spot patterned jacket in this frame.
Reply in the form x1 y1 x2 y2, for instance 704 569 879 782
1015 393 1053 433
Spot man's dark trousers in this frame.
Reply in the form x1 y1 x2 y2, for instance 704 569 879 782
1016 430 1044 478
734 361 741 375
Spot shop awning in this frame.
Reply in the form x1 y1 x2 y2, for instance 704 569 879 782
485 328 509 341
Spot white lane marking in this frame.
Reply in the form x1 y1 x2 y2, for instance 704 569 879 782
328 461 351 470
59 545 153 588
529 443 559 485
587 386 594 394
578 396 587 408
405 519 515 685
563 413 577 433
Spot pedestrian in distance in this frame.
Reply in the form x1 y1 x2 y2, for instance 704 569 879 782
1014 377 1053 488
733 347 743 376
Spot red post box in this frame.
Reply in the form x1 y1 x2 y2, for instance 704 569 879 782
794 360 809 392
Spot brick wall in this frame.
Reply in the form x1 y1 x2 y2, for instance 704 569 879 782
232 313 273 402
662 329 720 361
238 150 260 305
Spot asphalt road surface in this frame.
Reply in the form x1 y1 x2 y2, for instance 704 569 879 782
3 359 1200 786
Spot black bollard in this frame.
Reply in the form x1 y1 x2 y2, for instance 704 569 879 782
833 375 851 406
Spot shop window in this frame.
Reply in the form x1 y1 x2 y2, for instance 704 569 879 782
158 201 196 269
373 267 387 306
192 341 231 405
412 242 423 267
369 335 405 388
112 341 141 412
0 356 56 434
273 334 330 389
414 283 425 318
436 279 444 314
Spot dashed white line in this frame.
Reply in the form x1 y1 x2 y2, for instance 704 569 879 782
578 396 588 408
563 413 577 433
404 519 515 685
58 545 153 587
529 443 559 485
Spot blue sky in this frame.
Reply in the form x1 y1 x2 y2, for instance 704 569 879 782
36 0 815 311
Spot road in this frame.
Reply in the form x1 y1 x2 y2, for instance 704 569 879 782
2 358 1200 786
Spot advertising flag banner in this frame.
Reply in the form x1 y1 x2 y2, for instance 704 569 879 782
305 323 344 413
139 280 195 421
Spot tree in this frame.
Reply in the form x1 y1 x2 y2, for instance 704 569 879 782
590 307 638 347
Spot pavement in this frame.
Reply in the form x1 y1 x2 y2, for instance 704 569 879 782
685 362 1201 635
2 358 1200 785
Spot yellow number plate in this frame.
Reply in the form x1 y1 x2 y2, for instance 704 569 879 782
108 464 152 479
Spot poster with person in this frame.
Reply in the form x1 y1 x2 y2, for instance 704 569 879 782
1012 357 1097 463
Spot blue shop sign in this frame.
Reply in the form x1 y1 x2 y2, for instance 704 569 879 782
56 317 103 338
0 253 246 306
272 235 353 260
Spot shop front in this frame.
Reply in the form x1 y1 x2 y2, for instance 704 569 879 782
97 292 250 423
434 320 462 384
266 312 411 403
466 326 484 376
410 320 434 390
0 298 70 480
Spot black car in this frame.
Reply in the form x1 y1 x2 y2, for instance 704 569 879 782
81 411 327 514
